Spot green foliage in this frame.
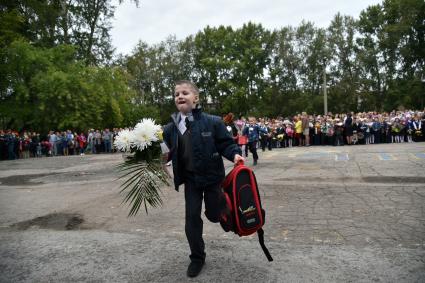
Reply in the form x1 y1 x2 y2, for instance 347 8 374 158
117 150 168 216
1 0 424 132
356 0 425 111
123 2 423 121
1 0 139 65
1 41 136 131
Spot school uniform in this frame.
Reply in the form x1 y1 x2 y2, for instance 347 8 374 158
276 126 285 148
163 107 241 266
243 123 260 163
412 119 423 142
372 121 381 144
259 125 269 151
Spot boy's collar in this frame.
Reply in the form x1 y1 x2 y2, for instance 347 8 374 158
191 105 202 118
181 104 201 116
179 112 188 120
172 105 202 125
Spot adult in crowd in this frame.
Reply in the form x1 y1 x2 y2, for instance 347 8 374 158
48 131 57 156
344 113 353 145
95 130 102 153
102 129 112 153
301 112 310 146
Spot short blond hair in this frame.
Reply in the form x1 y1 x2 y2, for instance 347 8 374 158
175 80 199 95
248 116 256 123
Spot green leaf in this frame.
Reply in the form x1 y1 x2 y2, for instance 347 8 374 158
117 158 169 216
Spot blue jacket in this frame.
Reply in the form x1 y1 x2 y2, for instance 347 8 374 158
407 120 414 130
372 121 381 131
163 107 241 191
243 124 261 142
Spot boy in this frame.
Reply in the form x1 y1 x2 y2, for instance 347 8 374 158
243 117 260 165
163 80 244 278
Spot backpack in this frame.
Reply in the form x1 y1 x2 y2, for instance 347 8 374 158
220 161 273 261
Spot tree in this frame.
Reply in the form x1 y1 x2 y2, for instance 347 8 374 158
327 14 359 112
1 41 136 131
0 0 139 65
356 0 425 110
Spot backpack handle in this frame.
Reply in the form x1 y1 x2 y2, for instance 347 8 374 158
235 160 244 167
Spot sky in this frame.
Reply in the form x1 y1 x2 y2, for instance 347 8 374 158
110 0 383 56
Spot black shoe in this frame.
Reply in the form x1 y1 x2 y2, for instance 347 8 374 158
187 261 204 278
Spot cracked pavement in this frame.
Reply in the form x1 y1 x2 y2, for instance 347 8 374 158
0 143 424 282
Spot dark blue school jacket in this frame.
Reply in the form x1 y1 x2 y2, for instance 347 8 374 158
163 107 241 191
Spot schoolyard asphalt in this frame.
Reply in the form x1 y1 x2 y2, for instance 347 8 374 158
0 142 424 282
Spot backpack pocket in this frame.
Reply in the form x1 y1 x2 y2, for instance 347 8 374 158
237 184 261 231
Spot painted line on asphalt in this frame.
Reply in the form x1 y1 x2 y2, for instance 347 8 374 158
378 153 397 160
414 153 425 159
299 152 331 159
304 152 330 156
409 153 420 160
335 153 349 161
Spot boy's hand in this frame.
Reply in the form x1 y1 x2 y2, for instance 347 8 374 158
233 154 245 164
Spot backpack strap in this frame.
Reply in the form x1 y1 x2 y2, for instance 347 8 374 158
257 228 273 262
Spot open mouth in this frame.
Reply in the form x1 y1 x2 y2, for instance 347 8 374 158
177 100 186 105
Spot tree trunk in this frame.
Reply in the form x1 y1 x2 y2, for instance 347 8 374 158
86 0 102 65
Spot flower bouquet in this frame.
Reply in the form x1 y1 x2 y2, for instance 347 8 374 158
114 118 169 216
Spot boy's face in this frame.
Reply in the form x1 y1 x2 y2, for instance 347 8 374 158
174 83 199 114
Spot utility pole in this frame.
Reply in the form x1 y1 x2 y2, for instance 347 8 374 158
323 64 327 115
421 74 425 109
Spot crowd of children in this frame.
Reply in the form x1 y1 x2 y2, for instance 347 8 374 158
1 110 424 162
0 128 120 160
223 110 425 165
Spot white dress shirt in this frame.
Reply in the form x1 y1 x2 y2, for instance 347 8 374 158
178 113 188 135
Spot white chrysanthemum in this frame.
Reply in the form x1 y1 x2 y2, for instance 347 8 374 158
131 118 162 151
114 129 135 152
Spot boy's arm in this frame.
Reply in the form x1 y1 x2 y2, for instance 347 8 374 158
162 124 171 149
214 118 242 162
162 124 173 162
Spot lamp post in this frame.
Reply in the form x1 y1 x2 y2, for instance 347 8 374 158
421 74 425 109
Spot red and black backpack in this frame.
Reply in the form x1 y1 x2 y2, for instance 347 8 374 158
220 161 273 262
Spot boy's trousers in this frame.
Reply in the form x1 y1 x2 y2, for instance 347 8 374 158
248 141 259 161
184 180 225 263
